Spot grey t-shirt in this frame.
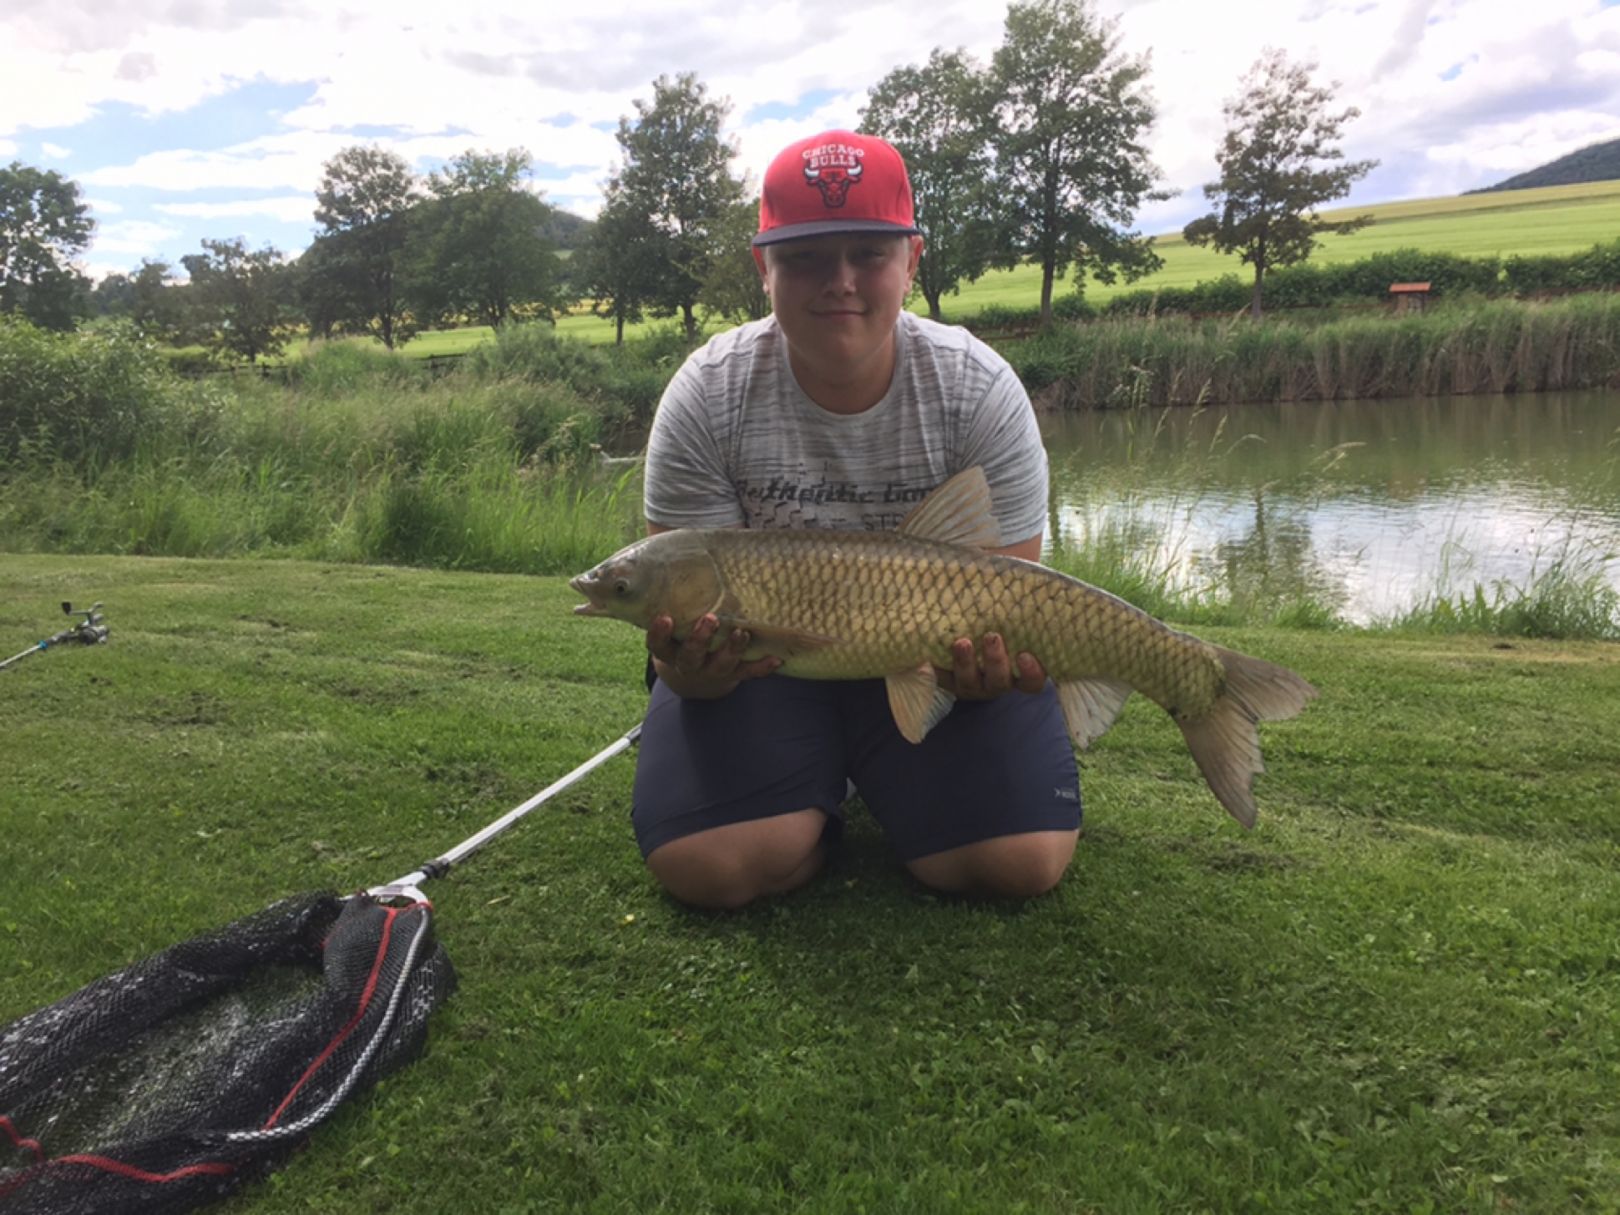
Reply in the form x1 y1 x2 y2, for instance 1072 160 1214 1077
643 311 1048 544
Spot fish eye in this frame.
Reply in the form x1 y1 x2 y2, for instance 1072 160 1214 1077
613 578 630 595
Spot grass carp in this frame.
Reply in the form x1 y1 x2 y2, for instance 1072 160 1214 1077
570 466 1316 826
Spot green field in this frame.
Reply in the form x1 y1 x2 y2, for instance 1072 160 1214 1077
941 178 1620 316
382 179 1620 353
2 555 1617 1212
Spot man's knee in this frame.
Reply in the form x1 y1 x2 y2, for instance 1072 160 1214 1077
906 829 1079 899
645 808 829 909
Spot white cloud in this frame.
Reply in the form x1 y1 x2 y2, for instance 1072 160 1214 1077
84 195 123 214
91 218 183 256
6 0 1617 260
154 195 317 223
40 141 70 158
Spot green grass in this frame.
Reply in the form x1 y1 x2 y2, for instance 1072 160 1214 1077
1122 178 1620 299
3 555 1618 1213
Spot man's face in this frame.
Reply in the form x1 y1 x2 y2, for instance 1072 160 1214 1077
753 234 923 384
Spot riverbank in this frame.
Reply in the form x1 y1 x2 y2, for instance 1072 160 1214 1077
1004 293 1620 409
2 554 1617 1213
4 312 1617 637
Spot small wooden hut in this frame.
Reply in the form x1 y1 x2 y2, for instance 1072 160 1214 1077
1389 282 1432 314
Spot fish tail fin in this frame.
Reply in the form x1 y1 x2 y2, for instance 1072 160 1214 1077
1176 646 1318 829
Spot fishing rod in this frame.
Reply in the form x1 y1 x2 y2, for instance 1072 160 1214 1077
1 602 109 672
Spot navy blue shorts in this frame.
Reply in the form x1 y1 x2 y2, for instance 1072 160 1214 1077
631 674 1081 863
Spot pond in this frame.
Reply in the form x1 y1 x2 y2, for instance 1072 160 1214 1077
1040 391 1620 625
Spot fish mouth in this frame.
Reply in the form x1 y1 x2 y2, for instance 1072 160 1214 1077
569 574 604 615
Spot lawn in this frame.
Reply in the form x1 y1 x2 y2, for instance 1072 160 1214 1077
3 555 1617 1212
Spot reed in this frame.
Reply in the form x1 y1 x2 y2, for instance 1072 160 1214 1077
1012 294 1620 409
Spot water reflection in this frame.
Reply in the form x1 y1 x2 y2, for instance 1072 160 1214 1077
1041 392 1620 624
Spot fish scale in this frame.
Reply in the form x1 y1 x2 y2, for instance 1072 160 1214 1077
705 528 1226 716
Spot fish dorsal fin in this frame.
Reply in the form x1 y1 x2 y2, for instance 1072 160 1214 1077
1055 678 1133 750
885 664 957 743
897 467 1002 550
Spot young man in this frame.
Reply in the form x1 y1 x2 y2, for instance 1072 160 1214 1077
631 130 1080 908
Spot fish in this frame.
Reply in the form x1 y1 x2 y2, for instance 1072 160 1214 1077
570 466 1316 827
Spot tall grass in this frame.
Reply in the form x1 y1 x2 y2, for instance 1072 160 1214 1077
1011 294 1620 408
1388 555 1620 640
0 322 650 573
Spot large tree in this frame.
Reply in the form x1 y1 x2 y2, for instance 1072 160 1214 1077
989 0 1166 326
860 48 998 321
408 149 567 329
312 145 419 348
0 161 93 330
611 72 747 339
181 237 295 363
574 191 663 345
696 198 770 328
1183 49 1378 319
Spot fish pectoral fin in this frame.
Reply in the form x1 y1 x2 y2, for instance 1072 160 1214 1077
885 664 957 743
896 467 1002 550
721 618 840 658
1055 678 1133 749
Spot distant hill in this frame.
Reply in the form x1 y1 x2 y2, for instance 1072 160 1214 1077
1469 137 1620 193
542 209 593 251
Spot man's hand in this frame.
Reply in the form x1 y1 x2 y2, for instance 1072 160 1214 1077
648 613 782 699
937 632 1047 700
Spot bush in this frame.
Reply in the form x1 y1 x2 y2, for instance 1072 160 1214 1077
0 316 174 463
280 341 430 395
1051 294 1097 322
964 303 1044 334
1504 239 1620 295
460 321 683 425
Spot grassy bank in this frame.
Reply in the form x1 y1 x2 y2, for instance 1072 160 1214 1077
1007 294 1620 408
2 555 1617 1213
5 309 1618 638
0 324 659 573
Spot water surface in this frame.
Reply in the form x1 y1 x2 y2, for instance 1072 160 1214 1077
1040 392 1620 624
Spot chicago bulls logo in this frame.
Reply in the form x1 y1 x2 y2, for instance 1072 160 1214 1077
802 142 865 208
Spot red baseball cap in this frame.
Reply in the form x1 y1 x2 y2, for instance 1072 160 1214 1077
753 129 920 247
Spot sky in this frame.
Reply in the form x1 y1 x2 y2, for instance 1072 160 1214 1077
3 0 1619 282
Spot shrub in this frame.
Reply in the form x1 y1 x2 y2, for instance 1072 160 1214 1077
0 316 174 463
460 321 681 425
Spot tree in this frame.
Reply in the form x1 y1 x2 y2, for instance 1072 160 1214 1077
408 148 567 329
696 198 769 327
0 161 92 330
130 259 193 343
90 260 188 341
180 238 294 363
860 48 998 321
611 73 747 339
312 145 419 348
294 234 361 341
574 191 663 345
89 270 136 318
989 0 1167 326
1183 49 1378 319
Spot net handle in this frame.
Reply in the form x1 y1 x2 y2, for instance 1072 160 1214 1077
367 722 642 901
